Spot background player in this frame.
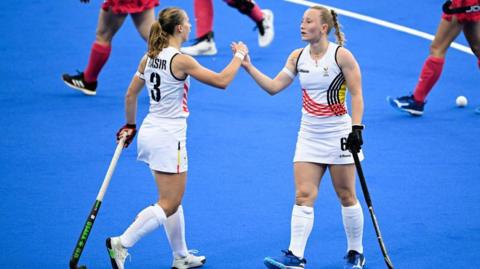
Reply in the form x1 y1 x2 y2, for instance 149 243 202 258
62 0 159 95
181 0 274 56
106 7 249 269
234 5 366 269
388 0 480 115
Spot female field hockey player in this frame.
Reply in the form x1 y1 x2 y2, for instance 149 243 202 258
106 7 248 269
234 6 366 269
388 0 480 115
62 0 159 95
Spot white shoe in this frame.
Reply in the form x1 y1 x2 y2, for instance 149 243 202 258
181 36 217 56
171 251 206 269
258 9 274 47
106 237 130 269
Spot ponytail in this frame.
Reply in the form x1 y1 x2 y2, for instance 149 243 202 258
330 10 346 46
147 21 168 58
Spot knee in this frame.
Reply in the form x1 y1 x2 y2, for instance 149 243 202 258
336 190 357 206
429 43 447 58
295 187 318 206
157 200 180 217
95 28 113 45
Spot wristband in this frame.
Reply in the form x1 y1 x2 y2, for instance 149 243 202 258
282 67 295 79
234 51 246 61
352 124 364 130
135 71 145 80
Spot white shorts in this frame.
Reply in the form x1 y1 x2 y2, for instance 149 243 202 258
293 131 364 165
137 116 188 173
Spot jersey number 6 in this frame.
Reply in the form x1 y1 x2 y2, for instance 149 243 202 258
150 72 161 102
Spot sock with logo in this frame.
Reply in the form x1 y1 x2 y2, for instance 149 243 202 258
194 0 213 38
342 201 364 253
164 205 189 257
412 56 445 103
119 204 166 248
288 205 314 258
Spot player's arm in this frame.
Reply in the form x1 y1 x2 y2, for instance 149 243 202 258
242 49 301 96
125 55 148 125
173 43 248 89
337 47 363 125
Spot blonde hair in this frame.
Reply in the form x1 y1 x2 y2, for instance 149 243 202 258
148 7 185 58
311 6 346 46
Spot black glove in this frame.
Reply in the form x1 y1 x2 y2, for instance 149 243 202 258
80 0 90 3
346 125 364 153
116 124 137 148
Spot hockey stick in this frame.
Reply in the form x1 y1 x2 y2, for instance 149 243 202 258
69 135 127 269
442 0 480 14
350 148 395 269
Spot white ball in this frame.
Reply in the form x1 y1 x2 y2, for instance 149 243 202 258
456 96 468 107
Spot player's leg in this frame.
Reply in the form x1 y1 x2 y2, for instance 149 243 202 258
180 0 217 56
264 162 325 269
463 21 480 68
223 0 274 47
106 171 186 269
463 21 480 114
330 164 365 269
164 205 206 268
388 18 463 115
62 9 127 95
131 8 156 41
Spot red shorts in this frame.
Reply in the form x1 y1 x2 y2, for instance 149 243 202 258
102 0 159 14
442 0 480 23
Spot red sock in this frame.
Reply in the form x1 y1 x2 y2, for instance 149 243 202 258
84 42 111 83
248 3 264 22
224 0 264 22
194 0 213 38
413 56 445 102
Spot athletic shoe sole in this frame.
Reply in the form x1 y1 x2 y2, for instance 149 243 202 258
106 238 119 269
171 257 206 269
264 258 303 269
62 79 96 96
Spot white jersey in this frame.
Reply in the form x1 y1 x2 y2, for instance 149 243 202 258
296 42 351 137
143 47 190 120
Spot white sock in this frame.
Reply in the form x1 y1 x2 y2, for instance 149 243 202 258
341 201 364 253
119 204 166 248
288 205 314 258
164 205 189 257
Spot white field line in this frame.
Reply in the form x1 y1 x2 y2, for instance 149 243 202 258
285 0 474 55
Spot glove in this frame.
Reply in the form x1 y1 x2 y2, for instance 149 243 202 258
116 124 137 148
80 0 90 3
346 125 364 153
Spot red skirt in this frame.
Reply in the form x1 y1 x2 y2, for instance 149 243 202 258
102 0 159 14
442 0 480 23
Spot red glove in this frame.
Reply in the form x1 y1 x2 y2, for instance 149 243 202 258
116 124 137 148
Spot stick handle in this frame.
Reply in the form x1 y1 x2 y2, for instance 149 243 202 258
96 136 126 201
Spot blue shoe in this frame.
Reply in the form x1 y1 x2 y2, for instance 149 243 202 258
387 95 425 116
264 250 306 269
344 250 366 269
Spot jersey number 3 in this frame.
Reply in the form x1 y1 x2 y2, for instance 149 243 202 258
150 72 161 102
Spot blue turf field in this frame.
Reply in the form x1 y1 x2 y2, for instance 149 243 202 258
1 0 480 268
